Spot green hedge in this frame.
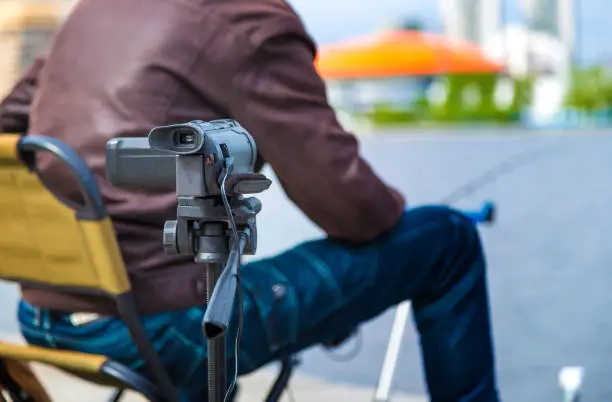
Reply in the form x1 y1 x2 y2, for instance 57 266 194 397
362 73 533 126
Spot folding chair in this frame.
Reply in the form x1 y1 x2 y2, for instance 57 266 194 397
0 133 178 401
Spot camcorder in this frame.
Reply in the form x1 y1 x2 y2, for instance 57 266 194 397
106 118 271 257
106 119 269 196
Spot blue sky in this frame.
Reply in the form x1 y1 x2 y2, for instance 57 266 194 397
288 0 611 64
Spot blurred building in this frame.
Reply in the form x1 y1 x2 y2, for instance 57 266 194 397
439 0 576 62
437 0 501 46
483 25 570 77
520 0 575 58
0 0 76 98
483 24 571 125
522 0 558 34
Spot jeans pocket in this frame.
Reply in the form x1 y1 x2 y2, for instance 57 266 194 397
240 261 299 355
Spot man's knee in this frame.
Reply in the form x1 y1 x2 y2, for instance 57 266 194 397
411 204 481 253
400 205 485 300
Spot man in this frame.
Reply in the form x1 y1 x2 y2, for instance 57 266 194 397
1 0 499 400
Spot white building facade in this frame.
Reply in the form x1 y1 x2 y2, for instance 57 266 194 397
521 0 575 56
439 0 575 58
437 0 502 46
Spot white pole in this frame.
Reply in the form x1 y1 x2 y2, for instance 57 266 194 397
373 301 411 402
559 366 584 402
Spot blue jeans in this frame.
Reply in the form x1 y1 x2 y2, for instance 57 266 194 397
18 206 499 401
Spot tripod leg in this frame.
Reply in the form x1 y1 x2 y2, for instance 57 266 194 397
108 389 125 402
264 356 300 402
206 263 227 402
559 367 584 402
373 302 411 402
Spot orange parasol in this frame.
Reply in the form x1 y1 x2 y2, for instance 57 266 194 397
315 29 504 80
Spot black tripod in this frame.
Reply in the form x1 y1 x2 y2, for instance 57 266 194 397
163 183 297 402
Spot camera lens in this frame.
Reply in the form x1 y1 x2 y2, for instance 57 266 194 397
174 130 195 146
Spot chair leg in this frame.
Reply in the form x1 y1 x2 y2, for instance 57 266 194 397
0 361 34 402
264 355 300 402
108 389 125 402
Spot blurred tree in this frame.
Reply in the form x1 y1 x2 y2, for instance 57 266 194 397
564 66 606 111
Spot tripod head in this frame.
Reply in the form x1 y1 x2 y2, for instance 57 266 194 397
147 119 270 260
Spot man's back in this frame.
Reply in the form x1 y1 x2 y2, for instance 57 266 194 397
23 0 405 315
32 0 292 225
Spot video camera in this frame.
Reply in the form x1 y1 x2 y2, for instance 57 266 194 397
107 119 269 195
106 119 271 402
107 119 271 255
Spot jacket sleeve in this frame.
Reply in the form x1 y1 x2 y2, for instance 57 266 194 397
226 28 406 243
0 57 46 134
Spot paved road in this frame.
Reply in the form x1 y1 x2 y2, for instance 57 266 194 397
2 129 612 401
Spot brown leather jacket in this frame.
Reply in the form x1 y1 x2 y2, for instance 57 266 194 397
1 0 405 315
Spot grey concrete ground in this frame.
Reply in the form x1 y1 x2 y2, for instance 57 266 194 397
1 129 612 401
28 362 426 402
3 332 425 402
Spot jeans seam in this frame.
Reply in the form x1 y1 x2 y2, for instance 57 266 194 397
163 327 205 388
294 248 344 310
18 325 128 349
36 311 58 349
240 284 267 368
263 260 300 352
